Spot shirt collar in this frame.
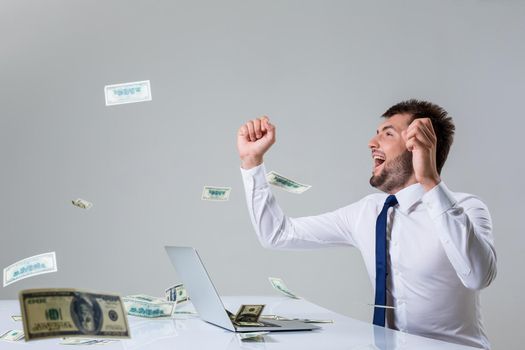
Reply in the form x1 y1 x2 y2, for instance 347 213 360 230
393 183 425 213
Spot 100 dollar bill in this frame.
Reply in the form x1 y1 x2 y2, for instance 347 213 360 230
3 252 57 287
19 289 130 341
266 171 311 194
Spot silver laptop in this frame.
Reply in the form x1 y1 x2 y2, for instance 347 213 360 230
165 246 320 332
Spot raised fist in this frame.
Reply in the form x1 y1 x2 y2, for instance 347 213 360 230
237 116 276 169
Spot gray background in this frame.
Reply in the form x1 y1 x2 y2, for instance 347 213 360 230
1 0 523 348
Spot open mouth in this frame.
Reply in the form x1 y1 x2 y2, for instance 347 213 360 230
374 158 385 168
372 152 386 170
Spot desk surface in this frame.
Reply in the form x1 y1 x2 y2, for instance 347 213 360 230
1 296 477 349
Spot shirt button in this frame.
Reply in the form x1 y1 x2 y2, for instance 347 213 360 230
427 202 433 209
394 269 400 276
392 241 398 247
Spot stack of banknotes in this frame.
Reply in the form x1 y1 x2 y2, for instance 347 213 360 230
123 284 190 318
123 294 176 318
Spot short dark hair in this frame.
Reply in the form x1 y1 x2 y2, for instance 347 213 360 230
382 99 455 174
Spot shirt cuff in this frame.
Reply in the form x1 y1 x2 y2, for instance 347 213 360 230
240 163 269 189
422 181 457 219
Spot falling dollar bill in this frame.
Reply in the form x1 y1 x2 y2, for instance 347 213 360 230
165 284 189 303
3 252 58 287
268 277 300 299
266 171 311 194
104 80 152 106
11 315 22 321
201 186 231 201
72 198 92 210
123 296 175 318
19 288 130 341
233 305 265 326
0 329 24 342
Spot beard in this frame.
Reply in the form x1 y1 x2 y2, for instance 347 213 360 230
369 151 413 193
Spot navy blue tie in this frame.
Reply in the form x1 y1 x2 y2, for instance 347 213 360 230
373 194 398 327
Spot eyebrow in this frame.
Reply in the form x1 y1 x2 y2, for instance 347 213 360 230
376 125 396 134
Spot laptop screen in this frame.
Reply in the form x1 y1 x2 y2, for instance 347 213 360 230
165 246 235 331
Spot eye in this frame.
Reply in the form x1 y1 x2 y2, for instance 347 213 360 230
386 132 393 136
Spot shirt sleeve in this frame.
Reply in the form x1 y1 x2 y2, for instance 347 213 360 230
422 181 497 290
240 163 358 250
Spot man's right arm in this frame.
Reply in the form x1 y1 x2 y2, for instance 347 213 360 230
241 163 357 249
237 117 357 250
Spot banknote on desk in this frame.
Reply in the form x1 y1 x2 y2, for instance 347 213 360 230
19 288 130 341
232 305 265 327
0 330 24 342
123 295 175 318
227 308 261 326
60 337 119 345
238 331 269 342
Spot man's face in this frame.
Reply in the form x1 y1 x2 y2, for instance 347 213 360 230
368 113 414 193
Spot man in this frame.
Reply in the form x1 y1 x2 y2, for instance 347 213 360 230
236 99 496 349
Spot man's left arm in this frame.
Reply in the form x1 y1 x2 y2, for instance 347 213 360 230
423 182 497 290
405 118 496 290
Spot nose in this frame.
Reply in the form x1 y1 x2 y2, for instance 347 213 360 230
368 134 379 150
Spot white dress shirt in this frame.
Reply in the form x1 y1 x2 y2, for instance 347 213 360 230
241 164 497 349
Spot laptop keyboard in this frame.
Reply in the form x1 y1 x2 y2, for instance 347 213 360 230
238 321 281 328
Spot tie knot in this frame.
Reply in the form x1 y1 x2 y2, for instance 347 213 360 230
384 195 398 208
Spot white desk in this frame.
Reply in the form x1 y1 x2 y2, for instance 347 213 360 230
1 296 478 349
